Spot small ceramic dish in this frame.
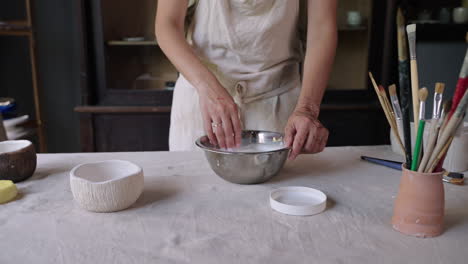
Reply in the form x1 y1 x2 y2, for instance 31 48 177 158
0 140 37 182
270 186 327 216
70 160 144 213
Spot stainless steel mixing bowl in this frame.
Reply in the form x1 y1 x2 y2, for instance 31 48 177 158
196 130 289 184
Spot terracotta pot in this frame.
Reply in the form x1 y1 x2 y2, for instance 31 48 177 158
0 140 37 183
392 166 444 238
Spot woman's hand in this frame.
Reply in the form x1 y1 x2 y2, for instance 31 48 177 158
284 107 329 160
199 87 242 149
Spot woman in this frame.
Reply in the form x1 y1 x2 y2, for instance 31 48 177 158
156 0 337 159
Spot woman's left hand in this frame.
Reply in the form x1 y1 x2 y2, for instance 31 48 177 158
284 108 329 160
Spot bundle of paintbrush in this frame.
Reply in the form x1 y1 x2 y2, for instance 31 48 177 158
409 28 468 173
369 72 405 154
368 72 467 172
420 89 468 173
368 17 468 173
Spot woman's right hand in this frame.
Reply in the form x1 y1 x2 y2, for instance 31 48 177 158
155 0 242 149
199 87 242 149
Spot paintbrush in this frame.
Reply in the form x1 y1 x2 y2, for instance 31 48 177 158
448 33 468 119
361 156 403 170
379 85 398 128
406 24 420 134
397 8 412 167
418 83 445 172
426 136 455 173
434 100 452 150
425 90 468 172
369 72 406 153
389 84 404 145
411 87 428 171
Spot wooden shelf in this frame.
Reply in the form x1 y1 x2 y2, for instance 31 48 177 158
107 40 158 46
0 20 32 36
1 1 47 152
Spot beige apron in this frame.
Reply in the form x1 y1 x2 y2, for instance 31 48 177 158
169 0 303 151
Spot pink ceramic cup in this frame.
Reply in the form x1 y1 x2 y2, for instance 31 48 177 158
392 166 445 238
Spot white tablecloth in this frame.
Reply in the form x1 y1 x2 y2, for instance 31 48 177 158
1 146 467 264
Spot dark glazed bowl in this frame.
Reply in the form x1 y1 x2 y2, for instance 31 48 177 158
0 140 37 182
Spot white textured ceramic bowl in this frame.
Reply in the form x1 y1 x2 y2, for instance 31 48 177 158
70 160 144 213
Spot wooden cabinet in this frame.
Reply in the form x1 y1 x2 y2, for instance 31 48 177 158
76 106 171 152
76 0 174 152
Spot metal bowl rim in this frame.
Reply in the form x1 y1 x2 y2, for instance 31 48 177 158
195 130 290 155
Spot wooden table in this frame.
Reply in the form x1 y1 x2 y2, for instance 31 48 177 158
1 146 467 264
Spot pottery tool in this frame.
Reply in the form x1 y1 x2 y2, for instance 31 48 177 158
389 84 404 144
418 83 445 172
406 24 420 133
397 8 413 167
411 88 428 171
425 90 468 172
0 180 18 204
448 33 468 119
360 156 402 170
369 72 406 153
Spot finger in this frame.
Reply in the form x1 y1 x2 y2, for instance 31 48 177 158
318 129 329 152
284 124 295 148
203 115 217 146
290 126 308 160
303 126 318 153
213 117 226 149
312 128 329 153
230 108 242 147
221 114 236 148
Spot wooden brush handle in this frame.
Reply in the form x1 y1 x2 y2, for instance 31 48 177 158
410 60 420 132
425 116 460 172
427 136 454 173
369 73 406 154
393 123 406 154
381 97 406 153
418 121 438 172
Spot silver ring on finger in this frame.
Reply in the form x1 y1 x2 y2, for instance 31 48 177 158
212 122 222 129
